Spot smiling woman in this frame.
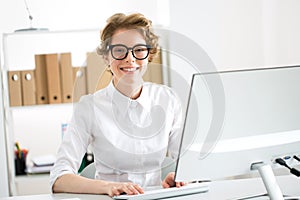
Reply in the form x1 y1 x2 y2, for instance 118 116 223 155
50 13 185 197
96 13 159 99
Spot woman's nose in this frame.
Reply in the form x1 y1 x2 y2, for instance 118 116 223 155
125 50 135 62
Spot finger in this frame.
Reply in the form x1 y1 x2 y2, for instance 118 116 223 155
133 184 144 194
127 184 139 195
162 181 170 188
175 181 187 188
163 177 173 188
167 174 176 187
110 186 120 197
180 181 187 186
122 184 134 195
123 183 143 195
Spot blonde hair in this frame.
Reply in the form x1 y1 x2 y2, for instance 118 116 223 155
97 13 159 62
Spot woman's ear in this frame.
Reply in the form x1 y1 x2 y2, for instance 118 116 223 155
148 53 153 63
102 55 109 65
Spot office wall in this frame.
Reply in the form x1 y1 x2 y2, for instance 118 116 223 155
262 0 300 66
168 0 300 106
0 0 168 33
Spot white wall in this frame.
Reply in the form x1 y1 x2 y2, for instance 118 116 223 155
168 0 300 106
262 0 300 67
0 0 167 33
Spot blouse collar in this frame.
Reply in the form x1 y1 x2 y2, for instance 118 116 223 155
106 80 150 111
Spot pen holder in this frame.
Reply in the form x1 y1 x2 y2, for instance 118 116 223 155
14 150 27 175
15 157 26 175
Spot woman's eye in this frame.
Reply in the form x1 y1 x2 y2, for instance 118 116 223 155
134 48 146 52
114 48 125 53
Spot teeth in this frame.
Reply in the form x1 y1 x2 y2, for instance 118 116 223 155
122 67 138 72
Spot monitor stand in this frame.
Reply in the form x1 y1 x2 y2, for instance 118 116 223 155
250 162 284 200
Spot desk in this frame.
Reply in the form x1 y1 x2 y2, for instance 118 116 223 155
1 175 300 200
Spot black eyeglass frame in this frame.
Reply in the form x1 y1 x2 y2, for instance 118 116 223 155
107 44 151 60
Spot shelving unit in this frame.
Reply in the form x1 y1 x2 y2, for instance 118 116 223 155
2 29 100 195
0 67 9 197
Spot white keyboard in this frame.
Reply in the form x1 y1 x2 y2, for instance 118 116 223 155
113 182 210 200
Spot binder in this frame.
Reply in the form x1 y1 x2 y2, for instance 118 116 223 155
34 54 49 104
45 53 62 104
145 49 163 84
143 65 151 82
60 53 73 103
7 71 22 106
148 49 163 84
21 70 36 106
72 67 87 102
86 52 109 93
96 69 112 91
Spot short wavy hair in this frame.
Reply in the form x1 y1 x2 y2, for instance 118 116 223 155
97 13 159 62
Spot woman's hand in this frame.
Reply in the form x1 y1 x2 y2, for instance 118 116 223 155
162 172 187 188
106 182 144 197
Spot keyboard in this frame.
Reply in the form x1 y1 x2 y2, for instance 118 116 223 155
113 182 210 200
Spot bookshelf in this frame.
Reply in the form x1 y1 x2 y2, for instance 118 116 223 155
2 29 101 195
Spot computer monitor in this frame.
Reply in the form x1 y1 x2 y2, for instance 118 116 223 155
175 65 300 199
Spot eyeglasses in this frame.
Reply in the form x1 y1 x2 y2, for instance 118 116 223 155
108 44 151 60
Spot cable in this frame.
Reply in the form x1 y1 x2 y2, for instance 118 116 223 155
293 155 300 162
24 0 33 27
275 158 300 177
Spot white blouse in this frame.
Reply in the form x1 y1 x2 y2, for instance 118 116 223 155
50 81 183 188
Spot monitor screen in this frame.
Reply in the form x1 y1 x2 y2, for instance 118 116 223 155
175 65 300 182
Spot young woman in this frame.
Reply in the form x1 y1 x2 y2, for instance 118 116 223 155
50 13 185 197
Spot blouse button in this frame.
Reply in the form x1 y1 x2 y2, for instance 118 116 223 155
130 101 138 107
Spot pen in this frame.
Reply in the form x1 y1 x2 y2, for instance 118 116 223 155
15 142 21 159
22 149 28 159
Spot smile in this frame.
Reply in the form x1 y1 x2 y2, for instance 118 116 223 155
120 67 140 72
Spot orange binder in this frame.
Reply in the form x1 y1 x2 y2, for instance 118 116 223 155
21 70 36 106
60 53 73 103
7 71 22 106
96 69 112 91
143 65 151 82
34 54 49 104
72 67 87 102
148 49 163 84
45 53 62 104
86 52 109 93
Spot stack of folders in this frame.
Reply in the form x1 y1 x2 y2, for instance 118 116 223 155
7 52 88 106
34 53 75 105
7 52 109 106
26 154 56 174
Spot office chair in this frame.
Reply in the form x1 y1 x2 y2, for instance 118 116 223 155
79 162 96 179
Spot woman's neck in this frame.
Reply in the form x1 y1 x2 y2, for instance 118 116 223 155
113 79 143 100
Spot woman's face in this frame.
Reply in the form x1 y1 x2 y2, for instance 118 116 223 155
107 29 149 87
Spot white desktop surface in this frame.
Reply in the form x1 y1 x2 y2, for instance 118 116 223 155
1 175 299 200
